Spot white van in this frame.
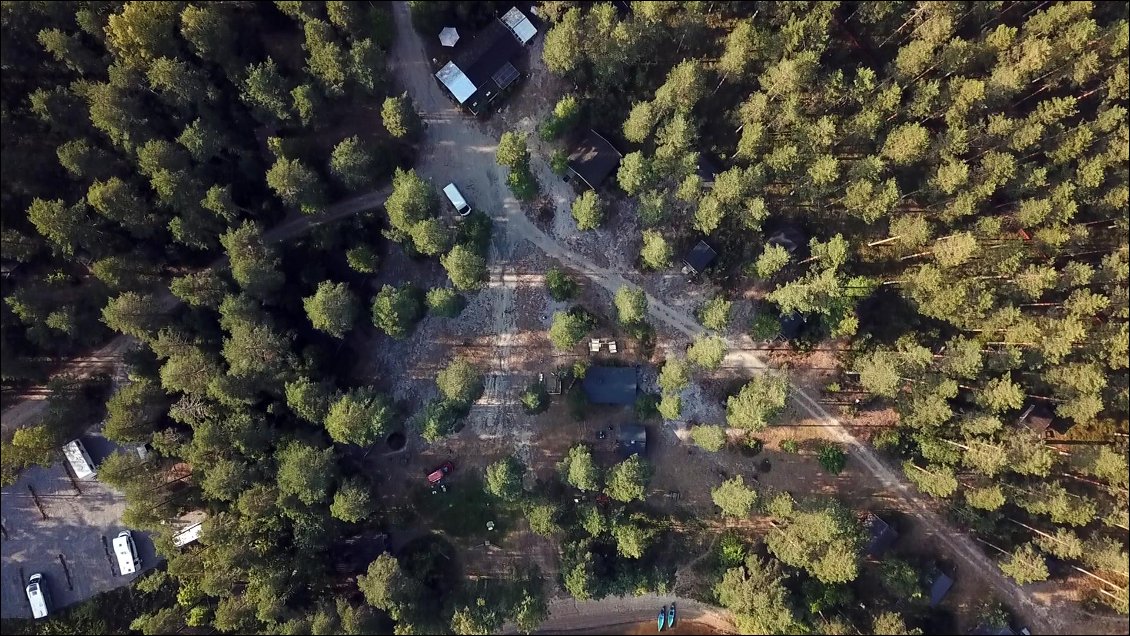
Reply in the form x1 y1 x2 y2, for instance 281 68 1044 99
443 183 471 216
172 521 204 548
61 439 96 479
26 573 50 619
113 530 140 575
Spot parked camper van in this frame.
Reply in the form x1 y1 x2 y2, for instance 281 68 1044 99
443 183 471 216
113 530 140 575
172 521 204 548
61 439 96 479
26 573 50 619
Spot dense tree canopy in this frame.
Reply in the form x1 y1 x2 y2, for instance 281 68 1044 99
221 222 283 298
571 190 603 230
303 280 360 338
381 92 420 139
613 286 647 325
441 244 487 291
766 496 863 584
715 554 802 635
0 3 441 633
276 440 338 506
371 284 423 339
604 455 651 502
484 456 525 502
712 475 758 518
558 444 600 492
323 388 394 447
435 357 483 405
726 372 789 431
549 308 594 351
4 1 1129 629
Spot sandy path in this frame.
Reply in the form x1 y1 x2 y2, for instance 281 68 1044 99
384 4 1080 632
499 594 735 635
4 5 1110 633
385 3 523 447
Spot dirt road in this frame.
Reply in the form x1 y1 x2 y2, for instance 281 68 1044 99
500 594 734 635
386 3 524 445
383 4 1086 633
3 5 1109 632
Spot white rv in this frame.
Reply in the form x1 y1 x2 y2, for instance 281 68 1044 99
25 573 50 619
61 439 96 479
113 530 140 575
443 183 472 216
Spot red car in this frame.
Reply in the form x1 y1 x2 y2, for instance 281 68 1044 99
427 461 454 484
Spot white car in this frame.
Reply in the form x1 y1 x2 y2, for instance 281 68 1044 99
443 183 472 216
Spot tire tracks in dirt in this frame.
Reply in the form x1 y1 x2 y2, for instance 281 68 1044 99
387 61 1064 628
382 6 1108 631
500 192 1060 632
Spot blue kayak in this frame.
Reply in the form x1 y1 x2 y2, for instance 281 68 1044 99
658 606 667 631
668 603 676 628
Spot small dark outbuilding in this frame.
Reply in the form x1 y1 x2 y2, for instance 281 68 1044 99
1017 403 1074 438
545 372 562 395
928 569 954 607
567 130 622 189
582 366 637 405
682 240 717 276
697 155 721 188
778 312 808 341
1 260 19 279
617 423 647 457
863 513 898 557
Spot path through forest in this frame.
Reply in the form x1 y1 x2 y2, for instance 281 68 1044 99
0 186 391 436
385 4 1075 632
1 4 1109 633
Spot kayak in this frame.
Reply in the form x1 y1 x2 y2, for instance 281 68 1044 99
658 606 667 631
668 603 676 628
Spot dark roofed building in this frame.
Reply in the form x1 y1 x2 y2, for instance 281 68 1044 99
697 155 721 188
545 372 562 395
863 513 898 557
582 366 637 405
778 312 809 341
1017 403 1074 438
928 569 954 607
682 240 717 276
617 423 647 457
435 10 531 115
1 260 19 279
568 130 622 189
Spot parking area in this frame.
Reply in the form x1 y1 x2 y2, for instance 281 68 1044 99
0 430 157 619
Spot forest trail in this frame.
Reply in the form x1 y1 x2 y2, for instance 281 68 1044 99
0 4 1090 633
0 187 392 437
496 167 1061 635
386 3 1065 633
501 593 736 635
385 2 523 438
